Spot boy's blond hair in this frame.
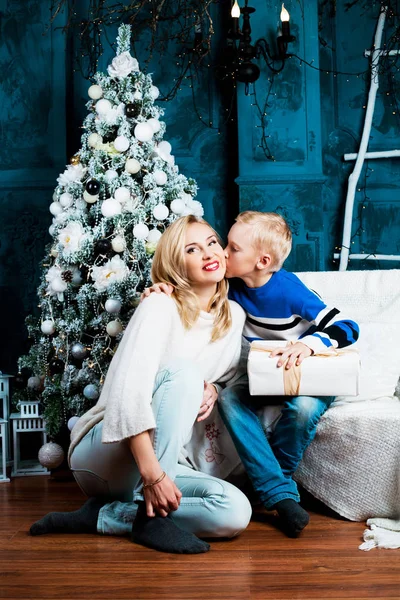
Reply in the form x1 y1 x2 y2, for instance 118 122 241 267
151 215 231 342
235 211 292 271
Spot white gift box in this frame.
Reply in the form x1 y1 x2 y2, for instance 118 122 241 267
248 340 360 397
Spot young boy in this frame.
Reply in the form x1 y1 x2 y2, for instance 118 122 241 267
143 211 359 537
220 211 359 537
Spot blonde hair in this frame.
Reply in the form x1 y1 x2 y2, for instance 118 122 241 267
151 215 231 342
235 211 292 271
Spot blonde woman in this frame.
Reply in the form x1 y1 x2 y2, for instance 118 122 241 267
30 216 252 554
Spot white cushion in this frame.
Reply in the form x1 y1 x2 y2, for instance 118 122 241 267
334 322 400 404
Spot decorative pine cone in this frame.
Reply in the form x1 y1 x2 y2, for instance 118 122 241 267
61 270 73 283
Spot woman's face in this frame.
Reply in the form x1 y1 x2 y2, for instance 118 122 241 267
184 222 226 286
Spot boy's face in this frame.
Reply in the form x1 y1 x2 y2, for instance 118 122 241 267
224 222 264 279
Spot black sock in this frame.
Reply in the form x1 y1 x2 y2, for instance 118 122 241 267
131 503 210 554
29 497 105 536
271 499 310 537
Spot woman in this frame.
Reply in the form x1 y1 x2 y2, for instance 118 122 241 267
30 215 252 554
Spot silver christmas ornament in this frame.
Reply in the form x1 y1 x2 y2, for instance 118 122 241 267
38 442 65 469
83 384 100 400
27 376 41 390
71 342 88 361
105 299 122 314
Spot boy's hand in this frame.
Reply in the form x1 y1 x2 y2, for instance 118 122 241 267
197 381 218 422
141 282 174 301
270 342 313 369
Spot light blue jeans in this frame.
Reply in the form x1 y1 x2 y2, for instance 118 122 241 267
70 360 252 538
219 374 334 509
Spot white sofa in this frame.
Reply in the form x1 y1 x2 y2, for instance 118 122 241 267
293 269 400 521
186 269 400 522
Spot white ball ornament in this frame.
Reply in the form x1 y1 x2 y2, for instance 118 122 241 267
133 91 142 101
114 187 130 203
59 192 74 208
67 416 80 431
55 212 68 224
88 132 102 148
76 199 87 210
38 442 65 470
105 299 122 314
133 223 149 240
153 170 168 186
88 84 103 100
27 376 41 390
106 320 123 337
170 199 186 215
104 169 119 182
83 190 99 204
158 141 172 154
134 123 153 142
49 202 63 216
41 320 55 335
148 118 161 133
49 225 56 236
114 135 130 152
111 236 126 253
95 98 112 115
153 204 169 220
83 384 100 401
125 158 141 174
147 229 162 243
150 85 160 100
101 198 122 218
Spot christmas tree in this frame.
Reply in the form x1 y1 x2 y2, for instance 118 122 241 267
14 24 204 440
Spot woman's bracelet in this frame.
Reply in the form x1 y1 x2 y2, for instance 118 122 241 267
142 471 166 489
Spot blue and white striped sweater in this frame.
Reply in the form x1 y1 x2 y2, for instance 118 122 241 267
228 270 359 353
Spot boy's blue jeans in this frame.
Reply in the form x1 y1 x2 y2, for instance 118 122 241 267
219 374 334 509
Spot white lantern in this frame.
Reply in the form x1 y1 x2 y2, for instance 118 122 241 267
88 132 102 148
148 118 161 133
104 169 119 182
105 298 122 314
111 235 126 253
114 187 130 203
147 229 162 243
158 141 172 154
95 98 112 115
153 204 169 221
133 223 149 240
134 123 153 143
49 202 63 216
83 190 99 204
125 158 141 174
114 136 130 152
170 199 186 215
41 320 55 335
59 192 74 208
88 84 103 100
150 85 160 100
101 198 122 217
106 320 123 337
153 170 168 186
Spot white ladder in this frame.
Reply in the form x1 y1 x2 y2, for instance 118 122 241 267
335 5 400 270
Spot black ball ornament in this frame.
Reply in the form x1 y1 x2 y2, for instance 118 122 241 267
125 103 139 119
85 179 101 195
236 61 260 84
95 239 112 255
49 358 65 375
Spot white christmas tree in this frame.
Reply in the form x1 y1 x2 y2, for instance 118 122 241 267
15 24 203 440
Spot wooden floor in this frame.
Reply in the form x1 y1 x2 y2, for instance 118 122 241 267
0 477 399 600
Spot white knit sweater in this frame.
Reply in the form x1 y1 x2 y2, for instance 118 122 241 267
69 293 245 461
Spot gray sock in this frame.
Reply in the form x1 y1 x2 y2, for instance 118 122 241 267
30 498 105 535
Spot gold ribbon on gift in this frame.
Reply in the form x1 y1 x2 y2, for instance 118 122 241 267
250 342 354 396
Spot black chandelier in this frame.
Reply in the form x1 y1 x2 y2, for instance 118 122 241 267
228 1 296 91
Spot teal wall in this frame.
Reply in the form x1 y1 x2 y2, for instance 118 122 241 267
1 0 400 372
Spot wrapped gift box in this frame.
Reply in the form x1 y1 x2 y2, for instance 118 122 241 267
248 341 360 397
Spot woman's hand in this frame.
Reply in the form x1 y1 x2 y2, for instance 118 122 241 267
197 381 218 422
141 282 174 301
143 473 182 518
270 342 313 369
